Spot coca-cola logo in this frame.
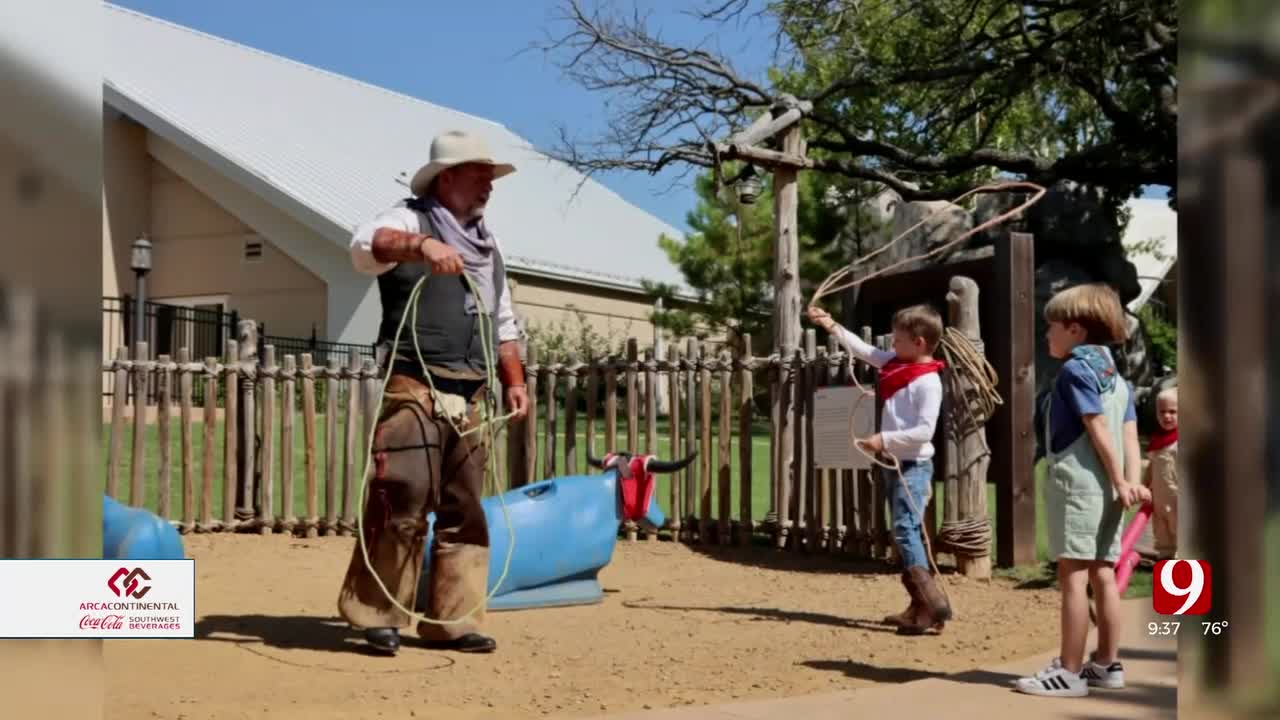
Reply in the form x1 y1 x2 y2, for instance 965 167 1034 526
81 614 125 630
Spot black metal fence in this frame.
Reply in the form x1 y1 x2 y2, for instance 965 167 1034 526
103 297 376 407
258 332 377 370
103 296 237 405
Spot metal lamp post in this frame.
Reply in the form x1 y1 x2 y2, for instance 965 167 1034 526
130 234 152 348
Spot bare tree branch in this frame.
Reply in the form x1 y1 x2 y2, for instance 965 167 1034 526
533 0 1175 200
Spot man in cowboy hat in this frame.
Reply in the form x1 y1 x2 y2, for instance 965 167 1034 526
339 129 529 655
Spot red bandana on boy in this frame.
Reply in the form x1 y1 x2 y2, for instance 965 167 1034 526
1148 427 1178 452
877 358 946 401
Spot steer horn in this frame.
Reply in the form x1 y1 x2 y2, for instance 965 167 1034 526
586 451 632 479
645 452 698 474
587 450 698 475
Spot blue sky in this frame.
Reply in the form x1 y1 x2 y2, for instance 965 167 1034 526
110 1 1167 233
109 0 779 232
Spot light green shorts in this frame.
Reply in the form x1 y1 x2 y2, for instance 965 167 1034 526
1044 458 1124 563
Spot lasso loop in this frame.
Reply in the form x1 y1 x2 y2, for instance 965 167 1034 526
809 181 1049 606
357 271 518 627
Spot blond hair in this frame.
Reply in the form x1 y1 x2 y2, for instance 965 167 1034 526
1156 386 1178 406
893 303 943 353
1043 283 1128 344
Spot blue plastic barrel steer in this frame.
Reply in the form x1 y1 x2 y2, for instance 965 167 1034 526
103 494 186 560
415 449 696 612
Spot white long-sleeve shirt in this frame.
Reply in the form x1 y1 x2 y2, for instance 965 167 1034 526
349 205 522 343
832 325 943 461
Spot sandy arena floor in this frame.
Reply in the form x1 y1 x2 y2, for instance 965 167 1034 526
104 534 1060 719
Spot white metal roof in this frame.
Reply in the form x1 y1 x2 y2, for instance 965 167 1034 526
103 3 691 296
1122 197 1178 312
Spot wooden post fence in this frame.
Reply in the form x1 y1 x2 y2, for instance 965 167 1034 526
100 319 1023 564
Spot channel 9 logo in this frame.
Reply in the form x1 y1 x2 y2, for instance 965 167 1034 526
1153 559 1212 615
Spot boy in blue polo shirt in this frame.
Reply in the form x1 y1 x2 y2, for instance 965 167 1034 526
1015 283 1151 698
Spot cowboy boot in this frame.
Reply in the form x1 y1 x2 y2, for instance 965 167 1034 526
882 572 920 627
898 566 953 636
364 627 401 655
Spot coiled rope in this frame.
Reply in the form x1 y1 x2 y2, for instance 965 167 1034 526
356 271 519 628
809 181 1048 607
935 326 1000 558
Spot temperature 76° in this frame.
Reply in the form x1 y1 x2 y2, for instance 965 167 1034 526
1201 621 1229 635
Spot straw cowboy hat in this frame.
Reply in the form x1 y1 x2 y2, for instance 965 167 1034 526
410 130 516 197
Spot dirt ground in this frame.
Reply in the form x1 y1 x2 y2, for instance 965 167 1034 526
105 534 1061 720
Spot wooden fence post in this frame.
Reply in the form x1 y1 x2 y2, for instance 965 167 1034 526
342 348 362 535
625 338 639 541
605 348 618 456
260 345 277 534
789 345 806 552
814 342 830 551
202 356 217 532
737 335 754 545
281 355 298 535
545 353 559 481
667 345 683 541
325 356 340 535
223 340 239 529
507 344 531 489
107 347 127 500
717 350 732 544
873 334 891 561
156 352 172 520
236 321 258 523
584 348 598 467
301 354 319 537
699 342 713 543
565 352 580 476
856 327 874 558
826 334 843 555
803 329 818 551
130 341 149 508
524 343 539 485
684 338 698 542
179 347 195 534
644 348 658 541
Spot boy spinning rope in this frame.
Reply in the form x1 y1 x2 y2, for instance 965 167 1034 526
808 304 952 635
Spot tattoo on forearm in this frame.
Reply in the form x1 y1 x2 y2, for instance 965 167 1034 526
370 228 425 263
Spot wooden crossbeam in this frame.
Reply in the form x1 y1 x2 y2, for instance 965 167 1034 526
713 142 812 170
728 106 805 148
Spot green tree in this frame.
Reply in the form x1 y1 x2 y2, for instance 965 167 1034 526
643 162 855 346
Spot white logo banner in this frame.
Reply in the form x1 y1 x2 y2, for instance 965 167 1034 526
0 560 195 638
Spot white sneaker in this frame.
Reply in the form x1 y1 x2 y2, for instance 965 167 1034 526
1080 657 1126 689
1013 657 1089 697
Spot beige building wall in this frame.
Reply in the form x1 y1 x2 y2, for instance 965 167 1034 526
103 113 150 302
511 275 654 346
146 156 327 339
102 113 152 359
508 274 723 358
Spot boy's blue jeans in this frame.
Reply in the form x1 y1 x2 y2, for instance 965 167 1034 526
881 458 933 571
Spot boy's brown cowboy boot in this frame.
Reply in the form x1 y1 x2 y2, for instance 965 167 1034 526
898 566 953 636
882 571 921 627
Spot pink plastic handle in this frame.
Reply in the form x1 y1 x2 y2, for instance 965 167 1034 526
1115 502 1153 594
